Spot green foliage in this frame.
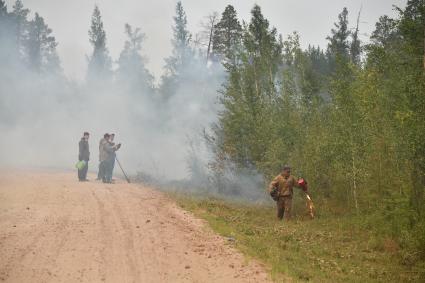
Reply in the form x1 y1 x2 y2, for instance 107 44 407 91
327 7 351 71
0 0 60 74
87 5 112 82
212 5 242 65
176 196 425 282
116 24 154 94
211 2 425 264
26 13 60 73
165 0 193 76
215 5 282 172
172 1 191 52
160 1 195 99
11 0 29 57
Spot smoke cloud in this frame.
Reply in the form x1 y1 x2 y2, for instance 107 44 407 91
0 59 224 182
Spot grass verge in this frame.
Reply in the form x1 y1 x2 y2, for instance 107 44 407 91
172 193 424 282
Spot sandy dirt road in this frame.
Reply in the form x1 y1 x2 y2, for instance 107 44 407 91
0 170 271 283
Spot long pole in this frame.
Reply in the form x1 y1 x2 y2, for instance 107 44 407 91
115 156 130 183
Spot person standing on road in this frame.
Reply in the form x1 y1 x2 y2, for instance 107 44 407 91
103 138 121 184
268 165 308 220
97 133 109 181
108 133 116 180
78 132 90 181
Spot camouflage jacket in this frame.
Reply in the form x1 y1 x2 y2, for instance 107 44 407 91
99 138 108 162
268 174 300 197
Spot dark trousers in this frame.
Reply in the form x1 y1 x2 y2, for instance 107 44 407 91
78 161 88 180
104 158 115 183
110 158 115 178
277 196 292 220
99 161 107 181
98 162 104 180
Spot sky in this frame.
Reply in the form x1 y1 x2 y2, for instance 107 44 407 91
5 0 407 82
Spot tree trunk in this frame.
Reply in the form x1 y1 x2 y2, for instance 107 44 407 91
351 143 359 213
206 25 214 64
252 54 260 98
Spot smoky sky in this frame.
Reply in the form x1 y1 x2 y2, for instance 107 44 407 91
5 0 407 82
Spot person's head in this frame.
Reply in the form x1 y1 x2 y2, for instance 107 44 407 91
104 133 110 139
83 132 90 140
281 165 291 177
110 133 115 142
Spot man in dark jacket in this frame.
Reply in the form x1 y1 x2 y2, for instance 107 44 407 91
78 132 90 181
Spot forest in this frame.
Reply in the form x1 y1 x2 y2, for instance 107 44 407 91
1 0 424 280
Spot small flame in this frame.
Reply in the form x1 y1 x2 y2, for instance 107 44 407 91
306 194 315 219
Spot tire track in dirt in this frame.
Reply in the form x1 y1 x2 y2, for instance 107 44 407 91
102 186 140 281
0 170 274 283
90 189 109 282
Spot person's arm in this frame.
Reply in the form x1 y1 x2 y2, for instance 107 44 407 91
78 141 83 160
86 141 90 160
111 144 120 152
268 176 279 192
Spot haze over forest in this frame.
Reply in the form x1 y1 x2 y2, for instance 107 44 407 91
5 0 406 81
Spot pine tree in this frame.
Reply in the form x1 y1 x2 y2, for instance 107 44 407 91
350 8 362 65
243 4 282 99
306 45 330 75
87 5 111 82
370 16 399 46
0 0 7 17
0 0 11 66
327 7 351 71
166 1 191 75
160 1 193 99
26 13 60 73
216 4 282 170
0 1 9 40
212 5 242 65
397 0 425 63
11 0 29 60
116 23 154 94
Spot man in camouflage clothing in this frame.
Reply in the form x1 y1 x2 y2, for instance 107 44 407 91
268 165 307 220
97 133 110 181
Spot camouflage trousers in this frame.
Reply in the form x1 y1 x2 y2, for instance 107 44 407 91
276 196 292 220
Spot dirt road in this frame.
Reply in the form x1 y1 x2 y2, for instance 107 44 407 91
0 170 271 283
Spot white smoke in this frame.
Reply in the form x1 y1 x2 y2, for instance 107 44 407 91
0 60 224 181
0 2 270 202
